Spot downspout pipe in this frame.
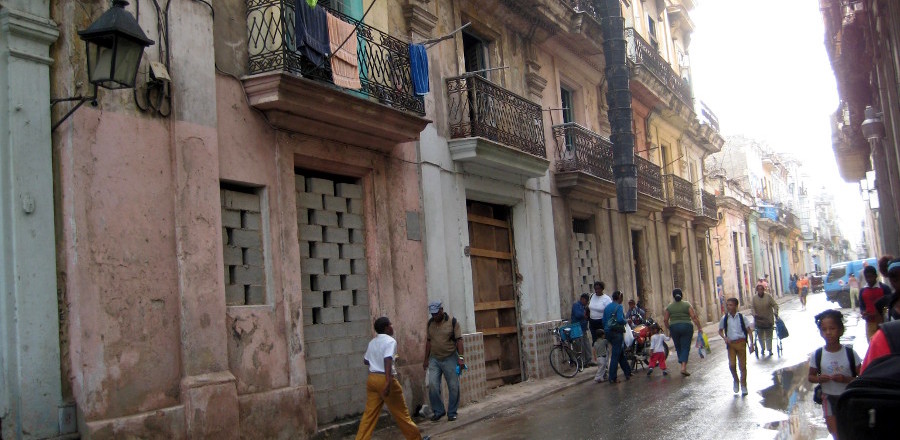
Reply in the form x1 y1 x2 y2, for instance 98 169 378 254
599 0 637 213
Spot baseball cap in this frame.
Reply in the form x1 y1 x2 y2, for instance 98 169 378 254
428 300 442 314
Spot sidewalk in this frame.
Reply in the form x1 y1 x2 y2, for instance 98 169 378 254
338 295 796 439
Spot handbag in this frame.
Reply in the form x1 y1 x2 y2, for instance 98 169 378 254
813 384 823 405
609 313 626 333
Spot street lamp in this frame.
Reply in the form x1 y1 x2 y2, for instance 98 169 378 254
51 0 154 130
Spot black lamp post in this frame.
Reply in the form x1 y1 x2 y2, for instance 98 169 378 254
52 0 155 130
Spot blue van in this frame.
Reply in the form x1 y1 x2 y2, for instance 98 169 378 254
824 258 877 308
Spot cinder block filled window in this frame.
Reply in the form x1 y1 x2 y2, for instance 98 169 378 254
221 183 266 306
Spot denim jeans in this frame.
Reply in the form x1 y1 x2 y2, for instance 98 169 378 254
606 331 631 382
670 322 694 364
427 354 460 417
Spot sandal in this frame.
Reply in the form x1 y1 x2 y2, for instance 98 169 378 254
681 371 691 376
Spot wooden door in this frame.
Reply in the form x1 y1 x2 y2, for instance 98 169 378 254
467 201 521 387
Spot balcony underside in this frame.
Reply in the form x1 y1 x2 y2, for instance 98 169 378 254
834 137 869 181
449 137 550 179
243 72 430 151
555 171 616 203
663 206 696 224
637 194 665 212
630 67 694 125
693 214 718 230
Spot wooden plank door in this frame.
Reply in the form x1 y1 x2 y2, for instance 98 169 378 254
466 201 521 388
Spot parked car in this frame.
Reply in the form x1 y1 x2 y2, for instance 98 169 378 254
824 258 877 308
809 273 824 292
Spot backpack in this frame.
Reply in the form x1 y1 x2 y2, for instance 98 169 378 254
723 313 747 338
813 345 856 404
427 313 458 343
837 320 900 439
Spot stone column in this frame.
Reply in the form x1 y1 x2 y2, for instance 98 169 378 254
167 2 239 438
0 2 63 439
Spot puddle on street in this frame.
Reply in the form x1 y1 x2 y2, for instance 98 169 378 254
760 361 830 440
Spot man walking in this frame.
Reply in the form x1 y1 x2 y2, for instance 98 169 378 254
571 293 593 365
356 317 429 440
719 298 754 396
588 281 612 340
422 301 464 422
750 284 779 356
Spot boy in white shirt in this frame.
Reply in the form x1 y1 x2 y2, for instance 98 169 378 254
646 324 671 376
718 298 754 396
355 317 429 440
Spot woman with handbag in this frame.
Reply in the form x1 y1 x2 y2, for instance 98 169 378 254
603 290 632 383
663 288 704 376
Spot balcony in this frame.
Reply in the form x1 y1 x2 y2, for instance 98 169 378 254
693 190 718 229
445 74 549 178
242 0 429 150
625 28 693 108
552 123 616 202
635 155 665 211
662 174 696 222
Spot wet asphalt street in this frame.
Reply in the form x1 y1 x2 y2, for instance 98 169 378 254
429 292 869 440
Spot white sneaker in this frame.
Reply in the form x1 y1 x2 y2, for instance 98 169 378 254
733 381 739 394
741 385 748 396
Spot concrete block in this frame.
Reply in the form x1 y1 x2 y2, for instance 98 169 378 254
223 245 243 266
332 338 353 356
321 307 345 324
312 274 342 291
305 354 327 375
324 227 350 244
335 183 363 199
342 274 367 291
303 290 324 309
347 305 370 322
297 207 309 225
244 247 264 266
323 195 348 213
325 356 346 372
299 224 323 242
303 307 313 324
233 266 265 285
299 241 310 258
351 259 367 275
223 229 229 247
352 335 370 352
348 320 370 337
222 209 242 229
348 198 363 214
353 290 369 306
323 323 348 339
297 192 324 210
226 284 245 306
242 212 262 230
222 190 261 212
326 258 351 275
350 229 365 244
224 265 231 285
333 369 355 387
311 242 340 259
340 213 364 229
307 178 335 195
307 341 331 359
310 210 338 227
294 174 306 192
301 274 313 293
301 258 325 275
246 285 266 304
341 244 365 259
231 229 262 248
328 290 353 307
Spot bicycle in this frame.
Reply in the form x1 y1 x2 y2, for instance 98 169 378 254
549 322 586 378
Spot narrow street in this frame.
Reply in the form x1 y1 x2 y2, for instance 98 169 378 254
371 292 868 440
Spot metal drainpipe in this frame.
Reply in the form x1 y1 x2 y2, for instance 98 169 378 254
599 0 637 213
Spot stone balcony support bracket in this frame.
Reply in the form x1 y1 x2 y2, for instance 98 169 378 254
448 137 550 179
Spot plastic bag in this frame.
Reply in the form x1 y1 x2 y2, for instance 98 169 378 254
624 322 635 347
696 331 710 358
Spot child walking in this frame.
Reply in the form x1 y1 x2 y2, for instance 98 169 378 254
592 329 609 383
718 297 754 395
646 324 670 376
807 310 860 440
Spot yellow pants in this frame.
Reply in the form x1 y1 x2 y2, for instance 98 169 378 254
355 373 422 440
727 339 748 387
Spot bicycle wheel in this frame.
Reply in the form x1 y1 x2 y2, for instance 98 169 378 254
550 345 580 378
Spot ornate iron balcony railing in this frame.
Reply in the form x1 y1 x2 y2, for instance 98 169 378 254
663 174 696 211
446 74 546 158
696 189 717 220
561 0 601 21
246 0 424 115
624 28 693 106
552 123 613 181
635 155 663 201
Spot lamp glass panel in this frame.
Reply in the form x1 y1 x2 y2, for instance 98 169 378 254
112 38 144 87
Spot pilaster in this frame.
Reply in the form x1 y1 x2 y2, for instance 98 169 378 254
0 5 63 440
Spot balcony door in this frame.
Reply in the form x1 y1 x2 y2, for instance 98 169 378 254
463 32 488 77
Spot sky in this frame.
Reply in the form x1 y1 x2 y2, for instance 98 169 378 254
689 0 865 248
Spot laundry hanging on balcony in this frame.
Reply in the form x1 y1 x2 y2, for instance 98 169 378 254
306 0 318 7
295 0 330 68
409 44 429 95
326 11 361 90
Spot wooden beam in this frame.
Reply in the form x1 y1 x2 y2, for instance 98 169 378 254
480 326 518 336
467 213 509 228
474 300 517 311
469 248 513 260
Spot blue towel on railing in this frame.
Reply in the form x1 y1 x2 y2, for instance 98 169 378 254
409 44 429 95
295 1 330 67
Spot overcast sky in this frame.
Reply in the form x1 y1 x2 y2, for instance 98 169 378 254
690 0 865 248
